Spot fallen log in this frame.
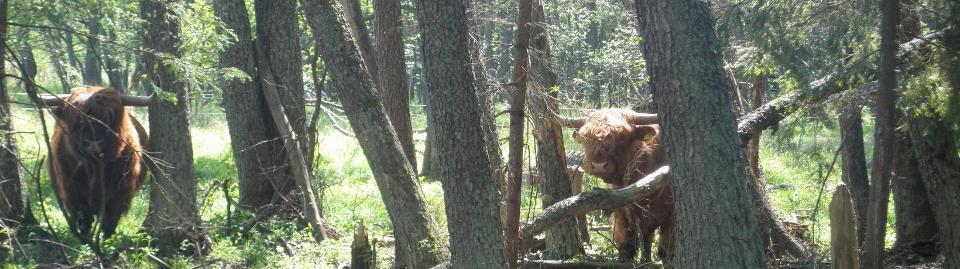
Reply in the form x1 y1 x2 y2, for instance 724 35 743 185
736 29 946 143
520 260 654 269
520 166 669 241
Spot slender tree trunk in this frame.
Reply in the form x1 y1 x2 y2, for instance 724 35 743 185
839 104 869 245
301 0 445 266
338 0 380 88
860 0 899 266
892 133 938 256
140 0 205 255
905 113 960 268
830 184 860 269
374 0 417 172
104 30 127 91
42 30 73 92
746 75 763 179
634 1 767 267
83 16 102 86
213 0 295 211
528 0 581 259
0 0 36 228
416 0 508 266
504 0 533 266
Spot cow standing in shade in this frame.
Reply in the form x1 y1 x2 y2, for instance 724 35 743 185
45 86 152 239
553 108 675 262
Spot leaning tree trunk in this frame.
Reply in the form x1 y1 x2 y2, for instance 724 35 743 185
140 0 205 255
839 103 869 245
860 0 899 267
528 0 582 259
892 132 938 256
634 0 767 267
212 0 295 211
906 113 960 268
0 0 36 228
463 0 504 181
416 0 509 266
338 0 380 88
374 0 417 172
301 0 445 266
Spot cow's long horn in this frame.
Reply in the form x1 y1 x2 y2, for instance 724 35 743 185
625 111 658 125
547 109 586 128
120 94 156 106
40 95 69 107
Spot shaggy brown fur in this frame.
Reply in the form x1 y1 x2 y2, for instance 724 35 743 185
49 86 148 238
571 109 674 262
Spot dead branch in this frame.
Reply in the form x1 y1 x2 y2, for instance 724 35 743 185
520 166 669 241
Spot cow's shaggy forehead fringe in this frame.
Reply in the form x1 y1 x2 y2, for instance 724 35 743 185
578 109 636 141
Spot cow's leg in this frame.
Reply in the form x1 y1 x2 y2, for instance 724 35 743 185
612 208 639 261
656 216 677 261
638 226 655 262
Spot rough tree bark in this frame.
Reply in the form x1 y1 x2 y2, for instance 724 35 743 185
140 0 205 254
906 114 960 268
634 0 767 267
746 75 763 179
0 0 36 229
416 0 508 266
301 0 445 266
213 0 294 210
839 104 869 245
374 0 417 172
860 0 899 266
892 133 938 256
463 0 504 183
528 0 582 259
338 0 380 88
505 0 533 266
830 184 859 269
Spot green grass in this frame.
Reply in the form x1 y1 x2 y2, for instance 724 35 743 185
2 103 899 267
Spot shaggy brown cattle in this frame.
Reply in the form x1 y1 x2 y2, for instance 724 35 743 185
45 86 152 239
553 108 674 262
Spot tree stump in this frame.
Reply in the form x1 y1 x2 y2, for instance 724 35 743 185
830 184 859 269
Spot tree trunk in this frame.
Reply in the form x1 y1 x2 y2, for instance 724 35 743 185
892 133 938 256
906 113 960 268
860 0 899 266
253 37 329 243
254 0 310 165
505 0 533 266
103 30 127 92
64 32 83 73
830 184 859 269
213 0 296 211
839 103 869 245
41 30 72 92
528 0 581 259
338 0 380 88
634 1 767 267
374 0 417 173
463 0 504 183
416 0 508 266
0 0 36 228
140 0 205 255
83 16 102 86
301 0 445 266
746 75 763 179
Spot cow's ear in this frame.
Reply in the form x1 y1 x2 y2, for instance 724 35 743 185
634 125 659 144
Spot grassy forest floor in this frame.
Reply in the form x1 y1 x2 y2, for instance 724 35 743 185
2 102 898 268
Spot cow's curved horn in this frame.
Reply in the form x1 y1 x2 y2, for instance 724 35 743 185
547 109 586 128
120 94 156 107
40 95 69 107
625 111 658 125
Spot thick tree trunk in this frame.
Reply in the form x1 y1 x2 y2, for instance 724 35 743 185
906 113 960 268
504 0 533 266
839 104 869 245
634 1 767 267
213 0 295 211
860 0 899 266
83 16 102 86
416 0 508 266
463 0 504 182
374 0 417 172
301 0 444 266
254 0 310 164
892 133 938 256
140 0 205 255
528 0 581 259
0 0 36 228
